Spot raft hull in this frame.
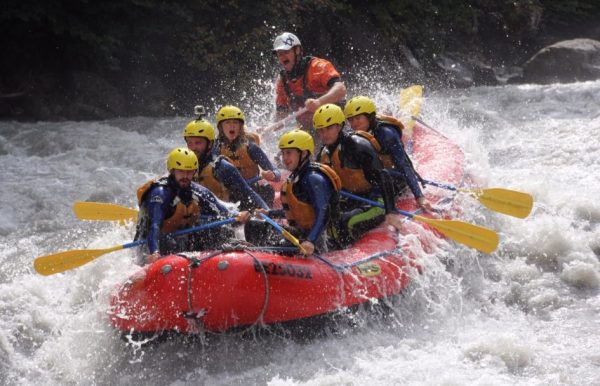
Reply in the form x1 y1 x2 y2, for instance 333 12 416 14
110 226 419 333
109 122 465 334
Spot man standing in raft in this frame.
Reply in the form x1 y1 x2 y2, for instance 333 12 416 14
314 104 404 245
269 32 346 133
245 129 341 256
134 148 248 265
343 96 433 212
214 105 281 207
183 118 269 212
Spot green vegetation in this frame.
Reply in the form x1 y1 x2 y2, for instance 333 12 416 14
1 0 599 119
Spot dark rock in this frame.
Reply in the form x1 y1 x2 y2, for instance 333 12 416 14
521 38 600 84
434 54 473 88
472 60 498 86
431 54 507 87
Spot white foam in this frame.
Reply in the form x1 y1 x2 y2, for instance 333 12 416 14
561 260 600 289
2 80 600 385
463 333 534 371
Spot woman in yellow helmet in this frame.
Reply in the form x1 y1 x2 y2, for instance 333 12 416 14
182 118 269 212
213 105 281 206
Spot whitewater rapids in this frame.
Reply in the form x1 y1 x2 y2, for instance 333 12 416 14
1 80 599 385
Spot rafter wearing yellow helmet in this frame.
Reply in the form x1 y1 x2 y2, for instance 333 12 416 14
245 129 341 256
134 148 236 266
214 105 281 207
343 96 432 212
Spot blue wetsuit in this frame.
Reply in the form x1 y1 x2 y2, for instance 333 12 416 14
136 175 230 255
268 161 335 243
246 142 281 181
372 121 423 199
198 154 269 211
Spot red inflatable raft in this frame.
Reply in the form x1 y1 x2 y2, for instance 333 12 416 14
108 122 465 335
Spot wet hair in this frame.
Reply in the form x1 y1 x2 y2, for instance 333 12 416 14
367 112 378 130
217 120 248 146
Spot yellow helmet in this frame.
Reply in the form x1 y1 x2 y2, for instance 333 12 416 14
279 129 314 155
344 96 376 119
313 104 345 130
167 147 198 171
183 119 216 141
216 105 245 125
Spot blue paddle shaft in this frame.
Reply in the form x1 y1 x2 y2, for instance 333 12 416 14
339 190 415 219
387 169 457 192
259 213 284 232
121 217 237 250
246 175 261 185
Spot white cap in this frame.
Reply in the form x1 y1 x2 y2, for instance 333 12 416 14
273 32 301 51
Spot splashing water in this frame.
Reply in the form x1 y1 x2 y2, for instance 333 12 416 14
1 79 599 385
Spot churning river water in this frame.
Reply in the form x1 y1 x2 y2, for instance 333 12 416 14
1 79 599 385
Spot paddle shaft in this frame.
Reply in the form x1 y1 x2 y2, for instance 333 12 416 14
74 175 261 221
264 108 308 132
74 201 221 222
33 217 238 276
412 175 533 219
340 191 417 219
339 190 499 253
87 217 236 251
118 218 238 254
259 213 308 255
419 177 457 191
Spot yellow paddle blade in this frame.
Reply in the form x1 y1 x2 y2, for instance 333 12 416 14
281 229 308 255
34 245 124 276
414 215 499 254
464 188 534 219
399 85 423 130
73 201 138 221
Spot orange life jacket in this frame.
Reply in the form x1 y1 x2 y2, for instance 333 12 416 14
136 176 201 234
194 157 230 201
280 163 341 231
377 114 405 130
219 142 260 180
319 140 373 194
